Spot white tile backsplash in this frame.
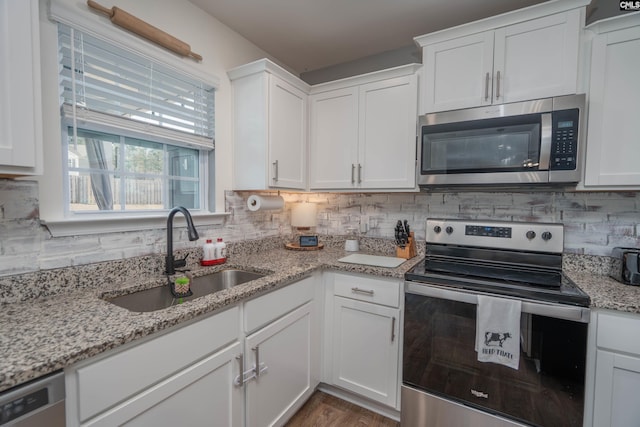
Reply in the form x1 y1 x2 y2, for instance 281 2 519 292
0 179 638 276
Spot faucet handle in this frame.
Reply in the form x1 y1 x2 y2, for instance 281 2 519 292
174 253 190 269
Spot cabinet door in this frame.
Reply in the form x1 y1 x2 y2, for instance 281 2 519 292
309 87 359 189
493 10 580 104
584 24 640 187
358 75 417 189
0 0 42 176
422 31 494 113
593 349 640 427
268 75 307 189
82 342 243 427
332 296 400 407
245 302 315 427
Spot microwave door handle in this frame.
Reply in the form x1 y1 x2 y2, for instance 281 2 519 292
539 113 552 170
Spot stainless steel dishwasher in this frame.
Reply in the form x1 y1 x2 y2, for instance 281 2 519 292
0 371 65 426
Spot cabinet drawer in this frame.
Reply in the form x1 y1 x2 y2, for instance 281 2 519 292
333 273 401 307
244 276 315 334
75 306 240 422
597 310 640 355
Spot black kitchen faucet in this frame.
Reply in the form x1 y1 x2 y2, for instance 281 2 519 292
165 206 199 275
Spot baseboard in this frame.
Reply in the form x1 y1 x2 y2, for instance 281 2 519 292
317 383 401 422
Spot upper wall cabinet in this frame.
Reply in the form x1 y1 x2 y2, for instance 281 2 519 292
582 14 640 189
229 59 309 190
309 65 420 191
415 1 587 114
0 0 43 177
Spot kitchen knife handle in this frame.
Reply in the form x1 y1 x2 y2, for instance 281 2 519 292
496 71 501 100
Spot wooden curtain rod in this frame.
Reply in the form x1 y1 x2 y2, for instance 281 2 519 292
87 0 203 61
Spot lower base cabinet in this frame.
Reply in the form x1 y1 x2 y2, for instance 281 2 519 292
245 302 315 427
66 276 318 427
332 297 400 407
324 272 402 410
87 342 243 427
65 306 243 427
591 310 640 427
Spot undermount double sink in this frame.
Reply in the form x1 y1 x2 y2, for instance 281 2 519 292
106 269 265 312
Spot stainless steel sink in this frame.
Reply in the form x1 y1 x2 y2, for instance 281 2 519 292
106 269 265 312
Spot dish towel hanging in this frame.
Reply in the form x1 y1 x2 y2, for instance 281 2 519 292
475 295 521 370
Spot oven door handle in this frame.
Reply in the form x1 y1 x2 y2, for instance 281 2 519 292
405 282 589 323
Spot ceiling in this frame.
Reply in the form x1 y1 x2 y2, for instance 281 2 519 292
188 0 550 75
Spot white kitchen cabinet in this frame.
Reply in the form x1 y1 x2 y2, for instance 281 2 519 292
416 5 584 113
591 309 640 427
229 59 309 190
582 14 640 189
308 87 359 189
245 302 314 427
65 306 242 427
82 342 243 427
309 65 419 191
324 272 402 409
242 276 319 427
0 0 43 177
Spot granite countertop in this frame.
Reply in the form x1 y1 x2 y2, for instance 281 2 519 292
566 271 640 314
3 245 640 394
0 247 422 393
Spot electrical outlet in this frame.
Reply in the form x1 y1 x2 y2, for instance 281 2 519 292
360 216 368 233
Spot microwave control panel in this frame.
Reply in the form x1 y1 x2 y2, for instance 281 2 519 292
550 109 579 170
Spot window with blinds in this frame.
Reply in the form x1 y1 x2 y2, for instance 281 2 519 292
58 24 215 214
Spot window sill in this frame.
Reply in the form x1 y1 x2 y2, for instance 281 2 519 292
42 212 229 237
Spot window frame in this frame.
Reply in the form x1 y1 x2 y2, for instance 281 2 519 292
61 121 209 216
39 5 226 237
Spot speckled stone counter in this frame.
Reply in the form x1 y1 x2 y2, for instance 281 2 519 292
563 253 640 314
566 271 640 314
0 245 422 393
3 241 640 394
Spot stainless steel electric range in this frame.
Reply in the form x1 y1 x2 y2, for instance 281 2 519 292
402 218 590 427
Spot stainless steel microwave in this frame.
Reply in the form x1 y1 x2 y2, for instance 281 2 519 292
418 94 585 188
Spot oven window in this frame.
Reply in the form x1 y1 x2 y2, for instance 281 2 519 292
403 293 586 427
421 115 541 174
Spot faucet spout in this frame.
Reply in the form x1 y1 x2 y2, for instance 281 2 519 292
165 206 199 275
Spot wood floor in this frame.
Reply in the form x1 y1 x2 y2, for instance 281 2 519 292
284 391 399 427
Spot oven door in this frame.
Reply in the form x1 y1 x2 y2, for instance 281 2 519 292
402 282 589 427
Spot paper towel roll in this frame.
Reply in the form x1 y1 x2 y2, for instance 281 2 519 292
247 195 284 211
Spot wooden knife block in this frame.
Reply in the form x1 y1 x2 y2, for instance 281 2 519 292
396 232 417 259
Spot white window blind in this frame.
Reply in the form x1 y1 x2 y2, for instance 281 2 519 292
58 24 215 149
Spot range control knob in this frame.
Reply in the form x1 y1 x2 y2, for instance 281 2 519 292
433 225 442 233
541 231 552 241
526 230 536 240
445 226 454 235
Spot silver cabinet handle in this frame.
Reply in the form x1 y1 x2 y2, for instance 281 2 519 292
252 346 261 377
351 164 356 184
391 317 396 342
351 287 374 296
272 160 279 182
496 71 501 100
234 354 254 386
358 164 362 184
484 72 490 101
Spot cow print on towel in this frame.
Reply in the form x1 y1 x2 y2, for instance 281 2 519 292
484 332 512 347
